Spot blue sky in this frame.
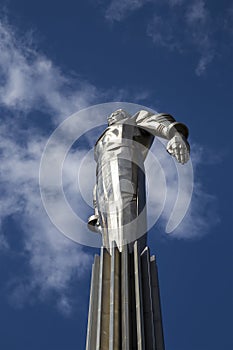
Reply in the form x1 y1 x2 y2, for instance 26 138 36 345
0 0 232 349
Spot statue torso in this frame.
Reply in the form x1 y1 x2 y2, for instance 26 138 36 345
94 120 154 165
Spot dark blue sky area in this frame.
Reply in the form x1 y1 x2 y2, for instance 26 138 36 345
0 0 232 349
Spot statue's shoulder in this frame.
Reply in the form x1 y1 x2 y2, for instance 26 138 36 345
95 127 109 146
132 109 154 123
94 124 121 146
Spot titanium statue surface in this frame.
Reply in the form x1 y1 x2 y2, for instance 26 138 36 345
88 109 190 252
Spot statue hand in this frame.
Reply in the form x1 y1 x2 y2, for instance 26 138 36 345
166 134 190 164
87 214 101 233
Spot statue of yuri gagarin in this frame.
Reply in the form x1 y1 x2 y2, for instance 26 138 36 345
88 109 190 252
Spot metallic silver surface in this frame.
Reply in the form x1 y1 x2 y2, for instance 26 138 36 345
134 240 145 350
121 244 130 350
141 247 156 349
96 247 104 350
150 255 165 350
109 242 120 350
86 109 190 349
86 242 165 349
88 109 190 252
100 248 111 349
86 255 100 350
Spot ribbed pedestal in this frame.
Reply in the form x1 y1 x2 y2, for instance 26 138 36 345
86 241 165 350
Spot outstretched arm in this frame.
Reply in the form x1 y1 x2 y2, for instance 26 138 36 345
134 110 190 164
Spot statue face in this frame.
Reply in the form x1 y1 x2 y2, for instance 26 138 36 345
107 109 130 125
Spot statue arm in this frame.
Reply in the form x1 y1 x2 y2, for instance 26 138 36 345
134 110 189 140
134 110 190 164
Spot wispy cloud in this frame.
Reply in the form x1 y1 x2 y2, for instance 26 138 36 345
164 149 220 239
103 0 224 75
0 21 100 120
0 123 92 315
146 140 220 239
148 0 215 75
0 19 149 118
105 0 151 22
0 19 99 314
185 0 207 24
0 234 9 250
168 0 184 6
0 19 150 315
0 17 220 315
147 14 181 51
184 0 215 76
223 4 233 43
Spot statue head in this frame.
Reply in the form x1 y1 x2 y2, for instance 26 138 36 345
107 109 131 126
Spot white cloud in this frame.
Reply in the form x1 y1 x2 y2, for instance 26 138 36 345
224 4 233 37
0 21 100 121
184 1 215 76
0 19 151 314
185 0 207 24
195 52 213 76
147 14 181 51
0 17 219 314
146 141 220 239
168 0 184 6
57 295 73 317
0 20 150 118
0 234 9 250
147 0 215 75
0 123 92 313
103 0 217 75
105 0 151 22
171 184 219 239
163 152 219 239
0 19 99 313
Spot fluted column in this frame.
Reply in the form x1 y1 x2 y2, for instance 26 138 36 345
86 242 165 350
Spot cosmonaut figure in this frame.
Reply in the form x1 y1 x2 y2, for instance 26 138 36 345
87 109 190 252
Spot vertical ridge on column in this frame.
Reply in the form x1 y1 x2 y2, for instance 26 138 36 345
86 246 166 350
96 247 104 350
114 245 120 349
109 243 115 350
101 248 111 349
134 241 145 350
86 254 100 350
141 247 156 349
109 243 120 350
121 244 130 350
129 246 137 349
150 255 165 350
96 247 111 350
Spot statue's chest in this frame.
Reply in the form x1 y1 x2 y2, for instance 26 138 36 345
99 125 123 144
96 124 140 145
94 124 139 162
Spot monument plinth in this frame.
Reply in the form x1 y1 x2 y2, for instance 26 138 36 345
86 242 165 350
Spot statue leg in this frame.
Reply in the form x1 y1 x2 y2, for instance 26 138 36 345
96 158 147 252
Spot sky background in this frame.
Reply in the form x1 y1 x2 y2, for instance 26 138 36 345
0 0 232 349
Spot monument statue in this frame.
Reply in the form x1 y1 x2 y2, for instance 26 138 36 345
86 109 190 350
87 109 190 252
